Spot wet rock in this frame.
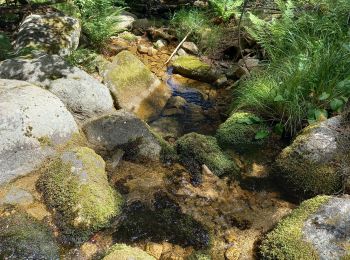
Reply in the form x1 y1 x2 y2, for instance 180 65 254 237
176 133 239 182
260 195 350 260
145 242 164 259
182 42 199 55
167 96 187 109
38 147 123 245
113 193 210 250
0 187 34 206
0 208 60 259
15 13 80 57
103 244 155 260
148 47 158 56
216 112 269 151
149 117 183 138
103 50 171 121
275 116 347 197
83 110 162 161
138 44 149 54
172 55 219 83
154 39 167 49
0 54 115 122
0 79 78 185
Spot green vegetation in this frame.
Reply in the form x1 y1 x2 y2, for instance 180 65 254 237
216 112 269 151
176 133 239 179
0 32 13 60
208 0 243 21
259 195 330 259
65 47 99 72
170 8 224 54
103 244 155 260
233 0 350 135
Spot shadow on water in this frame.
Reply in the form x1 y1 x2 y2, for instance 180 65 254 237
113 192 210 250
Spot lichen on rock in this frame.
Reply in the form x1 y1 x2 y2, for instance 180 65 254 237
103 243 155 260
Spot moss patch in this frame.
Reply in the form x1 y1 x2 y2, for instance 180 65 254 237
259 195 330 260
38 147 123 244
103 243 155 260
172 55 217 83
0 208 59 259
216 112 269 151
176 133 239 181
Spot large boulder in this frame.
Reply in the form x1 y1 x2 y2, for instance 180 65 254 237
275 116 348 197
176 133 239 182
38 146 123 244
103 244 155 260
260 195 350 260
0 79 78 185
0 208 60 259
0 54 115 122
103 50 171 121
172 55 219 83
15 13 80 57
216 112 269 151
82 110 162 161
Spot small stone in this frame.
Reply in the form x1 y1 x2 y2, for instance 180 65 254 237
215 76 228 87
145 242 163 259
154 39 167 49
182 41 199 55
148 47 158 56
138 45 149 54
225 246 240 260
177 48 187 56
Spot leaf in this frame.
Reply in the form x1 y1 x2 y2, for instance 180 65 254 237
250 116 263 123
255 130 270 140
236 118 254 125
314 109 328 122
274 123 284 136
318 92 330 101
330 98 344 112
274 94 285 102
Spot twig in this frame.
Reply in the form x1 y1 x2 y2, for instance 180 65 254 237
165 30 191 65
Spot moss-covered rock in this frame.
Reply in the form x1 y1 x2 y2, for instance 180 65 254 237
260 195 350 260
0 208 59 259
176 133 238 180
103 244 155 260
15 13 80 57
275 116 346 198
216 112 269 151
38 146 123 244
103 50 171 121
172 55 219 83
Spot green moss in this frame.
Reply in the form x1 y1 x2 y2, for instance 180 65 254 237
0 208 59 259
176 133 239 179
0 32 13 61
259 195 330 260
172 55 217 82
38 147 123 244
187 250 212 260
216 112 269 151
103 243 155 260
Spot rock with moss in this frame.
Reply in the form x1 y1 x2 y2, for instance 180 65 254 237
83 110 165 162
176 133 239 180
0 79 79 185
260 195 350 260
103 50 171 121
0 208 60 259
172 55 219 83
103 244 155 260
216 112 269 151
0 54 115 123
275 116 348 197
15 13 80 57
38 146 123 244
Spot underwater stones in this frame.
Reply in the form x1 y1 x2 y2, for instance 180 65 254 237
0 54 115 123
103 50 171 121
260 195 350 260
176 133 238 181
15 13 80 57
172 55 219 83
0 208 60 260
83 110 162 161
103 244 155 260
38 147 122 244
0 79 78 185
215 112 269 151
275 116 347 197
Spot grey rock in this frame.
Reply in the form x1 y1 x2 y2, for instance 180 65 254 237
303 196 350 260
0 54 115 122
0 187 34 206
182 42 199 55
15 13 80 57
83 110 162 161
0 79 78 185
114 11 137 32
